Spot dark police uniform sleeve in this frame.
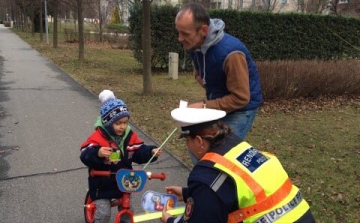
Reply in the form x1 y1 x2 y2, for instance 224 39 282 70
167 181 228 223
167 165 237 223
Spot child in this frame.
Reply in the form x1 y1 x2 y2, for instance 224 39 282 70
80 90 162 223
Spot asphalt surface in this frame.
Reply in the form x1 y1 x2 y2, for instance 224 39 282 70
0 25 190 223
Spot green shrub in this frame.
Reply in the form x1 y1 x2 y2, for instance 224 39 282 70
110 5 121 24
128 5 360 70
4 21 11 27
105 24 129 33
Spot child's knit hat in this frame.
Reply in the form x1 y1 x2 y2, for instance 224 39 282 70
99 90 130 127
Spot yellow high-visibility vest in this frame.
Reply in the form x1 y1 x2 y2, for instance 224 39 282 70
201 142 310 223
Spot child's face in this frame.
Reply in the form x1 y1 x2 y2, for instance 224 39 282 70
112 116 129 136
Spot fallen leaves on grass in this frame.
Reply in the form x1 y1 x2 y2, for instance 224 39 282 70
261 95 360 115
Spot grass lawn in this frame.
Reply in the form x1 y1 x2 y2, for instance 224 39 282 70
13 30 360 223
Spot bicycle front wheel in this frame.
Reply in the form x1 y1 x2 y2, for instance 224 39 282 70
84 191 96 223
115 209 133 223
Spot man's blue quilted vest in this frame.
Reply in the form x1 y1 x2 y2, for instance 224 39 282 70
191 33 262 111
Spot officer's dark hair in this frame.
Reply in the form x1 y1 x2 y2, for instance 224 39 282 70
177 2 210 29
188 121 231 147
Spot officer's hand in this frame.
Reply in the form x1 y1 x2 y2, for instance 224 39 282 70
165 186 183 202
160 203 171 223
98 147 113 158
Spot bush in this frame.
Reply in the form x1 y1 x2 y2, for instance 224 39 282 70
63 28 77 42
105 24 129 33
4 21 11 27
258 59 360 100
110 5 121 24
106 33 129 49
128 5 360 69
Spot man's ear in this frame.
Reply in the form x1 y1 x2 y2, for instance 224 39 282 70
200 25 209 37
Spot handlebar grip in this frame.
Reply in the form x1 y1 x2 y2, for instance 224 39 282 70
149 173 166 181
90 170 111 177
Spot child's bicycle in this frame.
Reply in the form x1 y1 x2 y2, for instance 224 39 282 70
84 169 184 223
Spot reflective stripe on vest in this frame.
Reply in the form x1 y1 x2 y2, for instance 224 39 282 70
202 152 293 222
254 191 303 223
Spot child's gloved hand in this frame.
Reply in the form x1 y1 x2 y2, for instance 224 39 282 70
152 148 163 157
98 147 113 158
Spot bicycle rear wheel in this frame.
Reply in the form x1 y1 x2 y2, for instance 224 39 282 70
84 191 96 223
115 209 133 223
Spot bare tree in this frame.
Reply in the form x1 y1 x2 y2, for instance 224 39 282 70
305 0 329 13
327 0 340 15
79 0 119 41
252 0 279 11
39 0 43 41
142 0 153 95
12 0 44 34
77 0 85 61
98 0 103 41
299 0 306 12
335 0 360 17
52 0 58 48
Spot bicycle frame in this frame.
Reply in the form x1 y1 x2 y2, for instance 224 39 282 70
84 169 166 223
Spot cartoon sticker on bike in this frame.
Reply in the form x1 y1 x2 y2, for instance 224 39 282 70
122 171 142 191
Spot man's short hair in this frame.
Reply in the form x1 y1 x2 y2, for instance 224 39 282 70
179 3 210 28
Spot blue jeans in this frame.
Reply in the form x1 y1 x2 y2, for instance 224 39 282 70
188 109 258 165
220 109 257 140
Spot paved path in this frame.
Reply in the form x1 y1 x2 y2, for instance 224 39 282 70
0 25 190 223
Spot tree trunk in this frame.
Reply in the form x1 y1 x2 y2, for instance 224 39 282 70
14 3 19 29
98 0 102 42
31 8 35 37
53 0 58 48
77 0 84 61
142 0 153 95
39 0 43 41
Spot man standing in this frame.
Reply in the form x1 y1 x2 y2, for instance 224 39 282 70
175 3 263 141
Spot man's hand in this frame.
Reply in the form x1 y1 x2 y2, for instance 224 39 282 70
188 101 206 109
195 74 205 88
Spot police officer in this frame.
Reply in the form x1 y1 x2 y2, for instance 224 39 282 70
161 108 315 223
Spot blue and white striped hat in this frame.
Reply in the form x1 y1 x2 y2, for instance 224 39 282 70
99 90 130 127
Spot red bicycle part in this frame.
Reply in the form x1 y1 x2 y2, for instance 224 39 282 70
90 169 111 177
148 172 166 181
115 209 134 223
121 193 131 209
84 191 95 223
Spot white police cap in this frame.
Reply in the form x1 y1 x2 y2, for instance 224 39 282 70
171 108 226 127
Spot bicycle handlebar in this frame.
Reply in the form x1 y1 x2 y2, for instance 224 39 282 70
147 172 166 181
90 170 111 177
90 169 166 181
